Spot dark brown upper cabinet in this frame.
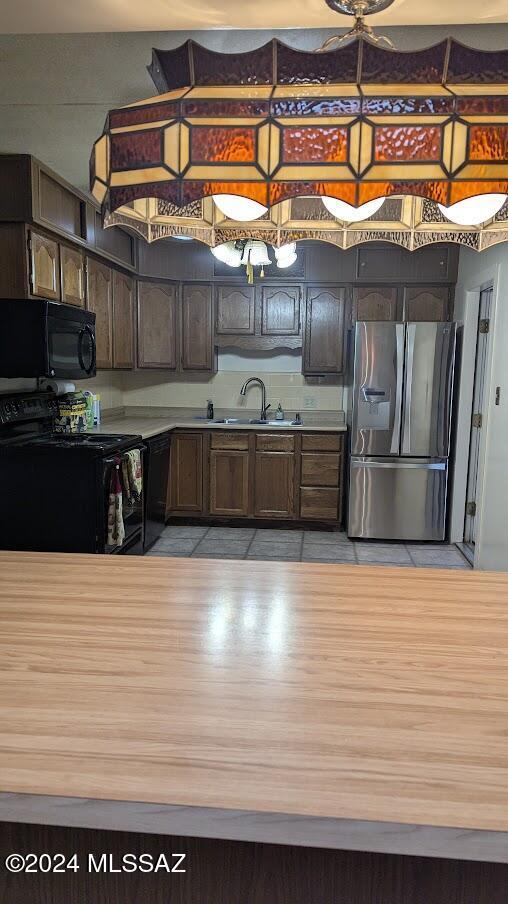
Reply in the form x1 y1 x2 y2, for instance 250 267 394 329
215 285 255 335
60 245 85 308
137 281 178 370
303 286 346 375
181 283 215 372
261 285 301 336
112 271 135 369
403 286 452 322
354 286 399 322
86 257 113 369
29 231 60 300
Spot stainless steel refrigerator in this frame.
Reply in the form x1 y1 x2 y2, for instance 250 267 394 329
348 321 456 541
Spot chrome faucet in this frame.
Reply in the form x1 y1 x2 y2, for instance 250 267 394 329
240 377 271 421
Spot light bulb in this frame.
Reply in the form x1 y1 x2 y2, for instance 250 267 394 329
275 242 296 260
213 194 268 222
321 196 385 222
277 251 297 269
275 242 297 269
437 194 507 226
211 242 242 267
241 240 271 268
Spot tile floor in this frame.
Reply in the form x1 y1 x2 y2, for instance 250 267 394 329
146 525 472 568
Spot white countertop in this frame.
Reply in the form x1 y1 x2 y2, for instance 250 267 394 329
93 408 347 440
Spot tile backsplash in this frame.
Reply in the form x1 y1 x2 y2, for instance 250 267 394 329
120 370 344 414
1 360 344 416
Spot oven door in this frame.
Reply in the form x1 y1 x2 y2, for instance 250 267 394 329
101 447 145 554
47 309 96 379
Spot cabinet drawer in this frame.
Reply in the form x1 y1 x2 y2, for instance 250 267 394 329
301 453 341 487
256 433 295 452
301 433 343 452
210 431 249 451
300 487 339 520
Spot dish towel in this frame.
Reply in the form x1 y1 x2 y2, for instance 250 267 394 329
121 449 142 505
107 462 125 547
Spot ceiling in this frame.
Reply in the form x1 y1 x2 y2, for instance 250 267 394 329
1 0 507 33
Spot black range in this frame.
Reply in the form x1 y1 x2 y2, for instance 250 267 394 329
0 392 145 554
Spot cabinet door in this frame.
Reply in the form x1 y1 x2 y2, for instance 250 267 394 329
86 257 113 369
216 285 255 335
168 432 204 514
112 271 134 369
137 282 178 369
254 452 295 519
261 286 300 335
404 286 451 322
29 232 60 300
181 283 214 371
303 286 346 374
60 245 85 307
209 450 249 517
355 286 398 322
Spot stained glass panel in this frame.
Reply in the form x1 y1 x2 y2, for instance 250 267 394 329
282 126 348 163
190 127 257 163
110 131 162 170
374 126 442 162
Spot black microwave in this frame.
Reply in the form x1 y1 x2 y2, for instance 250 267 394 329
0 299 96 380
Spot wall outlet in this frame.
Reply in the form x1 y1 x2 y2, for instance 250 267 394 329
304 396 317 409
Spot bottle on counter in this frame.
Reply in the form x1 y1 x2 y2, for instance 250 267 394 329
275 402 285 420
83 391 95 429
93 394 101 426
207 399 214 419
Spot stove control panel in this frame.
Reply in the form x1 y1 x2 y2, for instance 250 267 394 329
0 394 58 426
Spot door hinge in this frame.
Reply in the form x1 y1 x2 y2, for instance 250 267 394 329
466 501 477 517
472 412 483 428
479 318 490 334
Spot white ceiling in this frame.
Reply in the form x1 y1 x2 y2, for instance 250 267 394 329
1 0 507 33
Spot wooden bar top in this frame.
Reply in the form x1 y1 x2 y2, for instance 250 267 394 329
1 552 507 862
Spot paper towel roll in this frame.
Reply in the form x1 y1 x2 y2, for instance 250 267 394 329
40 379 76 396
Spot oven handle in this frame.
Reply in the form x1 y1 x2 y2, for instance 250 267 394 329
103 446 146 467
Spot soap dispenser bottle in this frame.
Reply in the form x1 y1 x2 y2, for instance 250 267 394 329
207 399 214 419
275 402 284 420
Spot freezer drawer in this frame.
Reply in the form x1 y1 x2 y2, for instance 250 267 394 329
348 456 448 541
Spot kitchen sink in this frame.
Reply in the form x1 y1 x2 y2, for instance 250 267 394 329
193 416 302 426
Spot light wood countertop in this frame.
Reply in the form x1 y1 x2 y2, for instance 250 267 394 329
0 552 507 861
92 409 347 439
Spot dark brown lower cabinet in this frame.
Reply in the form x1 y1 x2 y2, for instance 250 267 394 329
300 487 340 520
167 430 344 524
209 449 249 517
168 432 203 515
254 452 295 519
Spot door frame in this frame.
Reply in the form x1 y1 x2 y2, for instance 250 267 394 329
448 261 499 569
463 286 492 556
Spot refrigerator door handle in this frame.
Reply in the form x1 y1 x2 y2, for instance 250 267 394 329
390 324 405 454
351 459 446 471
402 323 416 454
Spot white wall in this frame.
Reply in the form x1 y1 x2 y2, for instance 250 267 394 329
452 242 508 570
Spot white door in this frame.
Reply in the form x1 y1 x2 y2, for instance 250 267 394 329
464 286 492 547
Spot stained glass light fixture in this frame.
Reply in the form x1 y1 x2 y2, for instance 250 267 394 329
90 1 508 226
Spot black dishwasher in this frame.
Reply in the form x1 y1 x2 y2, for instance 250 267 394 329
144 431 171 552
